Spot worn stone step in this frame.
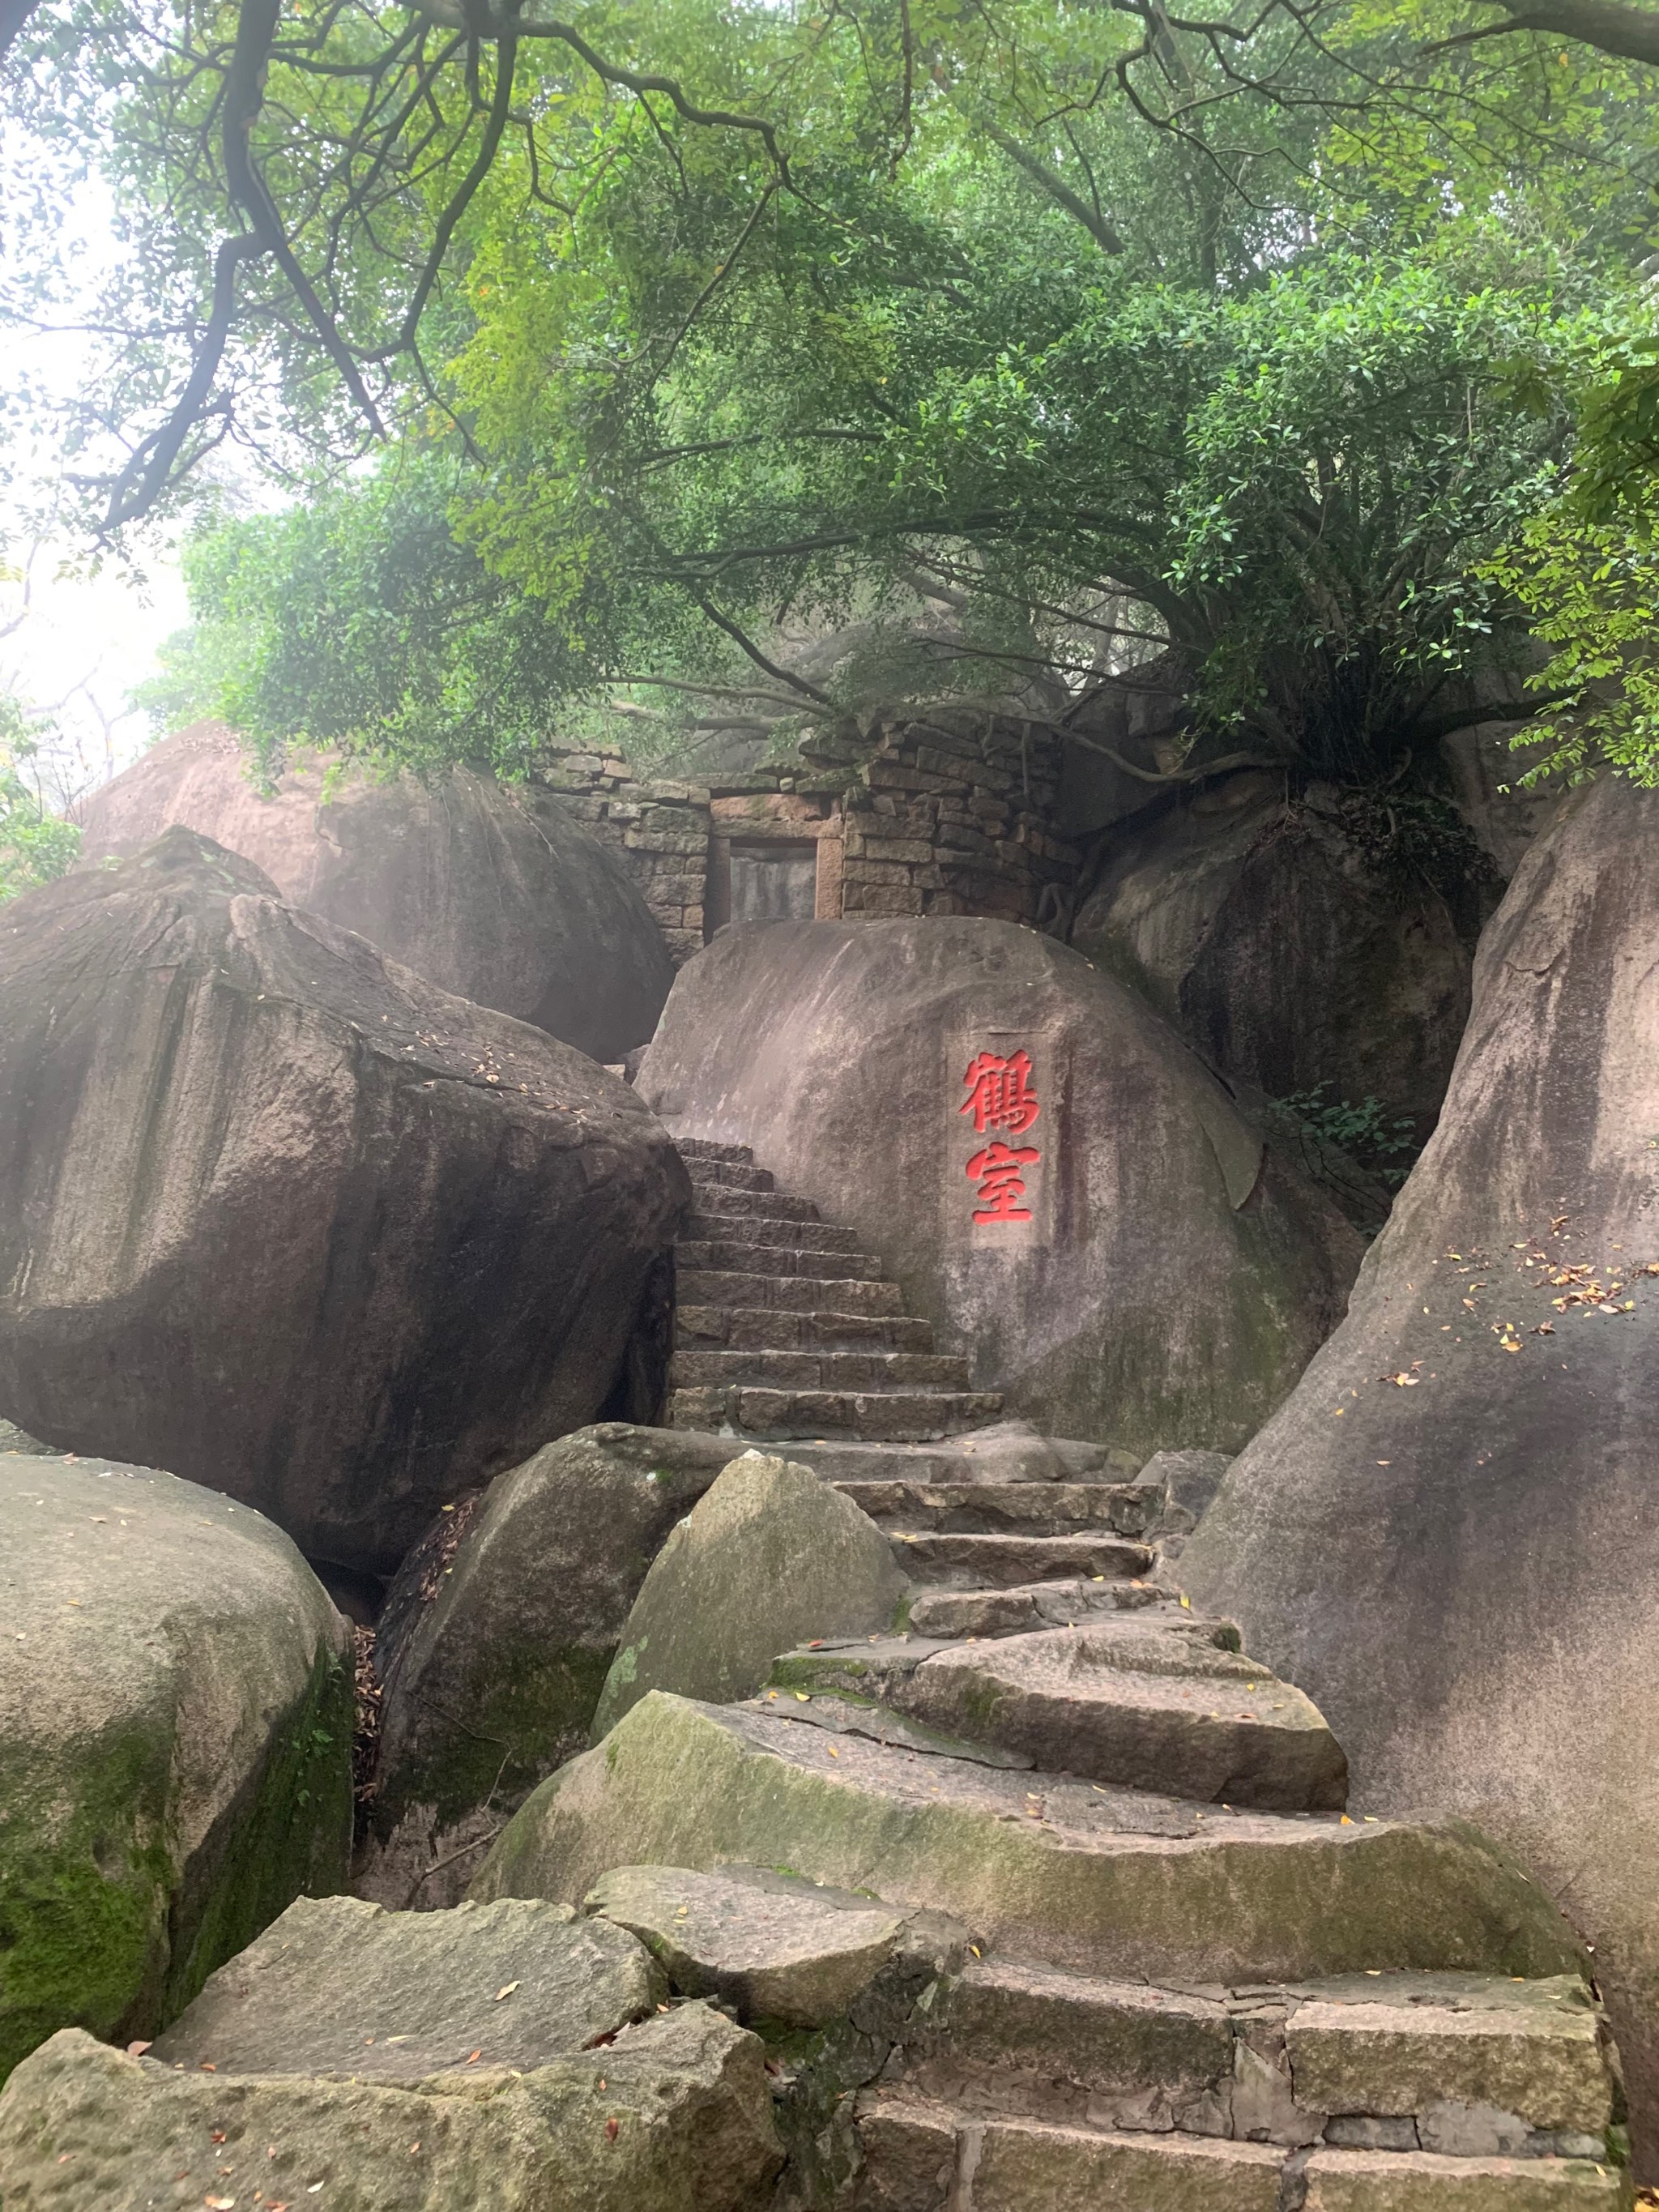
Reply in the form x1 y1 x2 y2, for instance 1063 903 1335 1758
889 1621 1348 1811
676 1305 936 1355
1283 1970 1617 2154
682 1156 774 1192
1301 2147 1626 2206
674 1137 754 1164
667 1385 1004 1442
885 1958 1615 2157
474 1693 1588 1998
906 1579 1192 1638
676 1241 889 1280
835 1479 1162 1539
686 1183 821 1223
770 1614 1239 1708
708 1431 1139 1488
854 2098 1288 2210
670 1349 975 1394
679 1269 905 1316
686 1211 861 1254
851 2099 1626 2211
890 1530 1154 1587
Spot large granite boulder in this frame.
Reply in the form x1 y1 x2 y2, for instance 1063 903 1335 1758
0 1454 352 2086
0 830 689 1574
1071 774 1482 1137
638 918 1361 1454
76 722 674 1058
363 1424 740 1904
591 1451 907 1736
1179 775 1659 2171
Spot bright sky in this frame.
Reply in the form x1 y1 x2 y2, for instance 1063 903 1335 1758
1 168 191 806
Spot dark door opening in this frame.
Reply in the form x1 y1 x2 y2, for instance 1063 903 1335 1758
727 840 818 925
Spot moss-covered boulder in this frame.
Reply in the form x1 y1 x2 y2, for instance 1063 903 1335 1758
0 1456 352 2085
0 2004 779 2212
590 1453 907 1737
363 1425 740 1905
473 1694 1587 1990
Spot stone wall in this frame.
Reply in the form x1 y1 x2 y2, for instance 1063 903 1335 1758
538 710 1082 966
809 712 1081 925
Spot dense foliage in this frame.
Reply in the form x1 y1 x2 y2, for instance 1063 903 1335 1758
7 0 1659 784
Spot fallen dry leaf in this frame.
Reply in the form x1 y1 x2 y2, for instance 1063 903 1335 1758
494 1983 518 2001
605 2119 621 2142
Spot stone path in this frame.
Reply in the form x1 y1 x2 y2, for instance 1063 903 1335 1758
669 1138 1004 1441
744 1458 1628 2205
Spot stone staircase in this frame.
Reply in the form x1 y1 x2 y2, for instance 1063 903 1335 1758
739 1471 1630 2206
669 1138 1004 1441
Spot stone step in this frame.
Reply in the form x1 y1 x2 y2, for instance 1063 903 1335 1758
886 1957 1615 2156
670 1349 975 1394
676 1305 936 1354
476 1693 1589 1996
682 1156 774 1192
770 1613 1239 1708
705 1429 1139 1487
891 1620 1349 1811
667 1385 1004 1442
769 1613 1340 1812
676 1241 890 1281
674 1137 754 1164
685 1184 821 1224
853 2098 1624 2210
889 1530 1154 1587
835 1479 1162 1539
906 1579 1192 1638
679 1269 905 1316
686 1211 859 1255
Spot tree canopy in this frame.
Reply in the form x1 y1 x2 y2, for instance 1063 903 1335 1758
6 0 1659 784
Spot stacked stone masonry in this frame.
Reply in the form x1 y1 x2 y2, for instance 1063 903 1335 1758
536 711 1083 966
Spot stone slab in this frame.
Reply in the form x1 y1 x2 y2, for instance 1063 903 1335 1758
584 1864 901 2027
147 1893 663 2079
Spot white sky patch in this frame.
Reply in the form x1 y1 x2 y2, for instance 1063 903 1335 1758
2 168 191 806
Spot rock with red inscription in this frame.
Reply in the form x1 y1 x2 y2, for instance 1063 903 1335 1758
0 828 688 1574
76 722 673 1058
638 917 1360 1455
1182 775 1659 2170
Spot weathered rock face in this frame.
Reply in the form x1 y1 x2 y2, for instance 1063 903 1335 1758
591 1452 907 1736
1179 775 1659 2172
639 918 1361 1454
0 1455 352 2085
365 1424 740 1895
0 830 689 1574
0 2005 778 2211
76 723 675 1058
473 1694 1585 1990
1072 776 1484 1135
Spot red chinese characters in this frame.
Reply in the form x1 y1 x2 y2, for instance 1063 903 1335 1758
960 1049 1041 1225
960 1048 1040 1137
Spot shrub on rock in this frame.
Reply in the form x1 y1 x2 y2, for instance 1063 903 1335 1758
1180 774 1659 2167
76 724 673 1058
0 1455 352 2086
638 917 1361 1454
0 829 689 1574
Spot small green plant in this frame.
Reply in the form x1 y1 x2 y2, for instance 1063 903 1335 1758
1277 1083 1422 1188
0 697 79 903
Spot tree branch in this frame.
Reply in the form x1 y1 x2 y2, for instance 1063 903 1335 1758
1437 0 1659 62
